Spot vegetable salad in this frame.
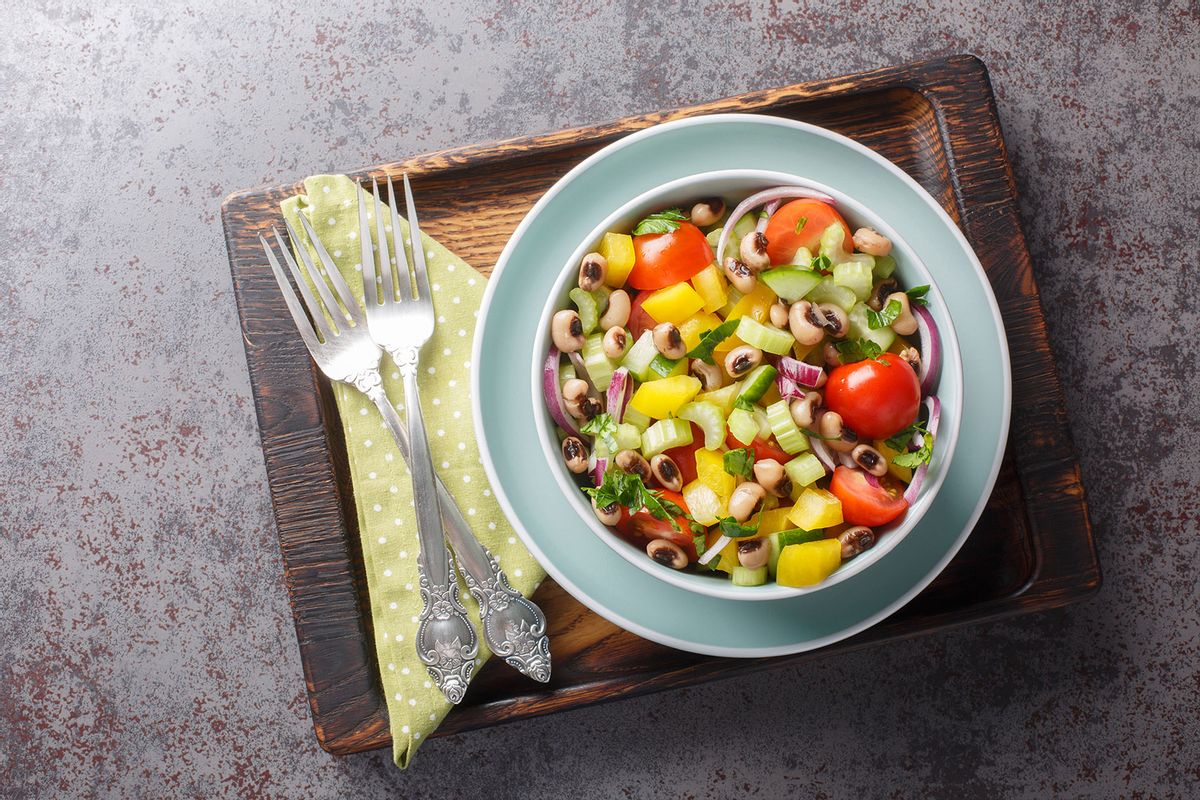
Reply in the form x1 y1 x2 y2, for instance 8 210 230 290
545 187 943 589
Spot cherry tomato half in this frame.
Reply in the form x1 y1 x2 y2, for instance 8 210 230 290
824 354 920 440
613 489 696 560
627 289 656 341
829 466 909 527
764 199 853 265
724 432 795 464
628 222 714 291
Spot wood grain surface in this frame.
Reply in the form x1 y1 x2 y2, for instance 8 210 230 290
220 54 1099 755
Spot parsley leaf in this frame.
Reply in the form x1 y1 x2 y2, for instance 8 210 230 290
583 467 683 531
834 338 885 364
685 317 740 364
717 516 761 539
632 208 688 236
886 422 934 468
581 413 618 451
723 448 755 479
794 216 808 234
866 298 904 330
906 284 930 307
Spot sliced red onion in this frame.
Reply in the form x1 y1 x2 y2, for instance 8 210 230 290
776 374 805 401
903 395 942 505
810 438 837 473
716 186 837 264
591 456 608 487
567 351 598 396
863 472 883 489
698 534 729 566
777 356 824 389
754 199 782 233
913 304 941 397
837 451 858 470
606 367 633 423
543 347 583 439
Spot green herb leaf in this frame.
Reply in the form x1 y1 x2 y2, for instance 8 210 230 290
693 531 708 556
583 468 684 531
866 298 904 330
906 284 930 307
581 413 619 452
810 253 832 272
685 317 740 364
632 208 688 236
717 516 761 539
834 338 884 364
723 447 755 479
886 422 934 468
794 216 808 234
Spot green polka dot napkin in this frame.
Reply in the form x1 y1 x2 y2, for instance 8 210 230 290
280 175 545 768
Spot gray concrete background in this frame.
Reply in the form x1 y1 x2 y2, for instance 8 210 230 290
2 1 1198 797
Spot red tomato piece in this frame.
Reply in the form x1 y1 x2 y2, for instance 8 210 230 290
627 290 656 341
613 489 696 560
724 432 795 464
628 222 714 290
663 424 705 486
829 467 909 527
764 199 853 265
824 354 920 440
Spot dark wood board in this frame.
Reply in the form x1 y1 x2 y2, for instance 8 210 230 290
221 55 1099 755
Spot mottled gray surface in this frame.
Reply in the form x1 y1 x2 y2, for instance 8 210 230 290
2 1 1198 797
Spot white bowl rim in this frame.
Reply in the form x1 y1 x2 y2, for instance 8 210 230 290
529 168 964 600
472 113 1011 654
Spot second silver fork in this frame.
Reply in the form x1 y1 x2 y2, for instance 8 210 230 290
358 176 551 687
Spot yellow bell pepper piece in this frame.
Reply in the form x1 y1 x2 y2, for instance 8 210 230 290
641 282 704 325
682 479 725 526
694 449 735 501
712 537 740 574
716 283 777 353
792 340 821 362
597 232 635 288
628 375 701 419
678 311 724 352
757 506 794 536
690 263 729 313
788 488 843 530
875 439 913 484
776 539 842 587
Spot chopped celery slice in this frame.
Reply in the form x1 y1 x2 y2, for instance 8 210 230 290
727 407 758 446
766 400 810 454
641 417 694 458
697 380 742 415
735 364 777 406
559 361 576 385
847 303 897 352
789 246 814 267
620 330 658 382
805 277 857 312
819 223 851 264
735 317 794 355
615 423 642 451
732 565 768 586
569 288 599 333
678 401 727 450
752 407 772 440
622 405 652 431
581 333 615 391
832 260 874 301
647 353 685 379
784 452 825 488
873 254 897 279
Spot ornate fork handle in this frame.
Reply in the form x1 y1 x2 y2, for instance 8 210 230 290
363 365 551 684
366 359 478 703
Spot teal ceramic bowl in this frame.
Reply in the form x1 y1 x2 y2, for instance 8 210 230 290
531 169 963 601
473 114 1010 656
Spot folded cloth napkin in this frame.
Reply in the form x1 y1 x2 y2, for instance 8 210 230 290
280 175 545 767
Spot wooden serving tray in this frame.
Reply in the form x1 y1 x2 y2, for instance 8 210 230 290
221 55 1099 755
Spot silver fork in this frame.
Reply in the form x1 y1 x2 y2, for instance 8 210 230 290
260 212 477 704
362 176 551 683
